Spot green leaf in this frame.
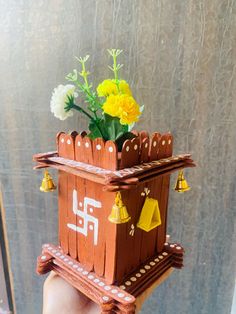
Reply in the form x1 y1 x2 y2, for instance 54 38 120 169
104 114 128 141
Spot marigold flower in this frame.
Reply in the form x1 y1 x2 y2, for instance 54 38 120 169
102 94 141 125
97 79 132 97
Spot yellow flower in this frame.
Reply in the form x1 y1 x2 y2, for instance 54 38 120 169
119 80 132 96
102 94 141 125
97 79 132 97
97 79 117 97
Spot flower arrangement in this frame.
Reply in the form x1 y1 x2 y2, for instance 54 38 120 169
50 49 143 150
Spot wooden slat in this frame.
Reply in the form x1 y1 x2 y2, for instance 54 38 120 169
104 143 118 283
139 133 162 261
75 134 86 264
157 134 173 252
65 134 77 259
104 141 118 170
156 134 171 252
58 133 69 254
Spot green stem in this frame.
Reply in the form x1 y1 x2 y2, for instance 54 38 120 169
71 104 104 138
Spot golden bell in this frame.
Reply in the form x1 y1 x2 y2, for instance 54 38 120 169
40 170 56 192
174 170 190 193
108 192 131 224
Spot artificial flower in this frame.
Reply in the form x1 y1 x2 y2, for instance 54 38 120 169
102 94 141 125
50 84 77 120
97 79 132 97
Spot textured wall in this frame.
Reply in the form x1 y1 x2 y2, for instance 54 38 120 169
0 0 236 313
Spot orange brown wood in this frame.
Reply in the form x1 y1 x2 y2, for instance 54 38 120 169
34 130 194 308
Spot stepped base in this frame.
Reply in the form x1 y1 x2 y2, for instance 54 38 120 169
37 242 184 313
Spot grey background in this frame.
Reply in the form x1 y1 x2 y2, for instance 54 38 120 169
0 0 236 313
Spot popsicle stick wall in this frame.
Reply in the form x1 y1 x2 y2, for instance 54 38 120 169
53 131 174 284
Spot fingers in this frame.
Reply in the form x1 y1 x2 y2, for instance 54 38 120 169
43 271 97 314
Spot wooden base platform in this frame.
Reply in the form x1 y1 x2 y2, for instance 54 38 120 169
37 242 184 313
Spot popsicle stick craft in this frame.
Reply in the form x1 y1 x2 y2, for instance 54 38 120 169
35 49 195 313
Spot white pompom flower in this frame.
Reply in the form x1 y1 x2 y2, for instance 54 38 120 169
50 84 77 120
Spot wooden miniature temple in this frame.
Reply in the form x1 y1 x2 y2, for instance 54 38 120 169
34 131 195 313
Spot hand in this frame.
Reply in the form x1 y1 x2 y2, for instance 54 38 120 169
43 269 173 313
42 271 100 314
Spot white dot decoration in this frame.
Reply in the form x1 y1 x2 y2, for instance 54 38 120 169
52 250 56 253
82 271 89 275
60 256 65 260
168 139 171 145
120 285 126 290
145 265 151 270
134 144 138 150
176 246 182 250
85 142 89 148
67 139 71 145
88 275 94 280
118 293 125 298
150 262 156 266
64 258 68 262
99 282 105 287
96 144 102 150
104 286 111 291
125 281 131 286
154 258 159 262
145 142 148 148
44 244 49 247
89 208 93 213
130 277 137 282
111 289 118 294
89 225 94 231
140 269 146 274
170 244 175 248
126 146 130 152
56 252 61 256
77 267 83 272
124 297 132 302
73 264 78 269
61 138 65 143
77 141 81 147
48 247 52 250
79 202 83 207
164 242 168 246
136 273 141 278
79 219 83 225
102 296 109 302
69 261 73 265
94 279 100 283
153 141 157 147
158 255 164 259
163 252 168 256
108 146 113 153
41 255 47 260
162 140 166 145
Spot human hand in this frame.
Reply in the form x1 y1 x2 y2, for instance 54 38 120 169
43 269 173 313
42 271 100 314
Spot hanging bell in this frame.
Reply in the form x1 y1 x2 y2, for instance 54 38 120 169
174 170 190 193
40 170 56 192
108 192 131 224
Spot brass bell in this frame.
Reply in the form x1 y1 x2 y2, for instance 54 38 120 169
40 170 56 192
174 170 190 193
108 192 131 224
